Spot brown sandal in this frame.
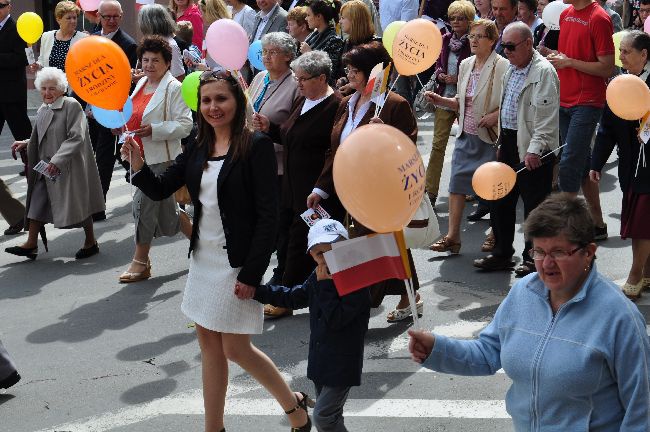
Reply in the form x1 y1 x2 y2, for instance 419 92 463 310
119 259 151 283
481 231 495 252
429 236 461 254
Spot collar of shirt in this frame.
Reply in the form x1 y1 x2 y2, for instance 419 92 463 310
260 3 278 22
511 59 533 75
301 87 334 115
100 29 118 39
0 14 11 30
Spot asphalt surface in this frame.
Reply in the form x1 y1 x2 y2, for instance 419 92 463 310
0 112 647 432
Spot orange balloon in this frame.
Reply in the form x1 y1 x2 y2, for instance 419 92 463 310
392 18 442 76
333 124 424 233
472 162 517 201
606 74 650 120
65 36 131 110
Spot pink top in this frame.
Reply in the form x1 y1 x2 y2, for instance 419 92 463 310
177 4 204 48
462 69 481 135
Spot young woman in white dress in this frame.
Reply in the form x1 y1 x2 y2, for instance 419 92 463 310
121 71 312 432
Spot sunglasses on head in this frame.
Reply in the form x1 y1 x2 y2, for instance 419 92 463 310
200 70 237 83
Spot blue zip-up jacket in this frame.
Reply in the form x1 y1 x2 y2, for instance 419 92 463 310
423 264 650 431
254 271 371 387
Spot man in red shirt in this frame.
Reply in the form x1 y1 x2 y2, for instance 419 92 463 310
548 0 614 205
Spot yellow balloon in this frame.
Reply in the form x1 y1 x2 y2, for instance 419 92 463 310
382 20 406 57
613 31 624 68
16 12 44 45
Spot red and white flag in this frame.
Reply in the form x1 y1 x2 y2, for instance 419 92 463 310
324 232 411 297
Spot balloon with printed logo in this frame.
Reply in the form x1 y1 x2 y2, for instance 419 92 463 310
91 97 133 128
79 0 101 11
542 1 569 30
248 40 266 71
65 36 131 110
382 20 406 57
16 12 44 45
181 71 202 111
613 31 624 68
205 19 249 70
472 162 517 201
392 19 442 76
333 124 424 233
606 74 650 120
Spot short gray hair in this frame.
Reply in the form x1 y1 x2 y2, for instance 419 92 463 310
504 21 533 41
291 50 332 79
261 32 297 62
34 67 68 92
98 0 123 14
138 3 176 37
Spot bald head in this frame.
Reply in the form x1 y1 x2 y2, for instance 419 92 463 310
98 0 123 33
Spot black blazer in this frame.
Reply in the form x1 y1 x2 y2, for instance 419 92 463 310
94 28 137 68
131 132 279 286
254 271 371 387
0 17 28 103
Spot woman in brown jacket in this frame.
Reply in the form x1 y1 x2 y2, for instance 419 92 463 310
310 41 423 323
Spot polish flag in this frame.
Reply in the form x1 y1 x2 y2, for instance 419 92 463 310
324 232 412 297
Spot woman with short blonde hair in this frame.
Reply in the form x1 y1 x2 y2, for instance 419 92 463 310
32 0 86 72
200 0 231 28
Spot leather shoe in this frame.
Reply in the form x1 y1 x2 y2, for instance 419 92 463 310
473 255 514 271
467 205 490 221
4 220 24 235
0 371 20 389
75 242 99 259
263 305 293 319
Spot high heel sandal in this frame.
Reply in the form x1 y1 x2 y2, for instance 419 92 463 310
119 259 152 283
285 392 314 432
429 236 461 254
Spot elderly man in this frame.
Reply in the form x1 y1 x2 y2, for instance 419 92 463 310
493 0 518 56
0 0 32 173
474 22 559 275
90 0 137 221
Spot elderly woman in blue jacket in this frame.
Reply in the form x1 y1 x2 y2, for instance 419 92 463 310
409 194 650 431
250 219 371 432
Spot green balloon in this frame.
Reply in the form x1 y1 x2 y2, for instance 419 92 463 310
181 71 202 111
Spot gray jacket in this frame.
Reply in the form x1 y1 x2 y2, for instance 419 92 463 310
249 4 288 42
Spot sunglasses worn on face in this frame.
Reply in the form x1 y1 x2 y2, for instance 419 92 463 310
502 40 526 52
0 2 10 8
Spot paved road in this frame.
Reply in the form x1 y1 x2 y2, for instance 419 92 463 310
0 115 647 432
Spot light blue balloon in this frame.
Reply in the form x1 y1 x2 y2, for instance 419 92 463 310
91 97 134 129
248 40 266 71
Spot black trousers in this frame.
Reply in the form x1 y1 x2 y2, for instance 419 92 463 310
490 128 554 261
89 118 128 200
0 100 32 141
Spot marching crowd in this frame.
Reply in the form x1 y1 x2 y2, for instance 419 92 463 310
0 0 650 431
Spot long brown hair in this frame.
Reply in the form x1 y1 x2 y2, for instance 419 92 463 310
196 72 251 164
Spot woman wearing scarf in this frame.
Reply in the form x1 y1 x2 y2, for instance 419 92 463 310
420 1 474 206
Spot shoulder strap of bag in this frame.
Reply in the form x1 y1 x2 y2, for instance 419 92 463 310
162 80 173 162
483 57 498 115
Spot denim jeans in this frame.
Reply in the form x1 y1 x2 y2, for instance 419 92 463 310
312 384 351 432
558 105 603 192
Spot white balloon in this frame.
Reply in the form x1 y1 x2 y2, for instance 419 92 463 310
542 1 570 30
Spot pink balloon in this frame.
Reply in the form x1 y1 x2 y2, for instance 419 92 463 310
205 19 249 71
645 16 650 34
79 0 101 11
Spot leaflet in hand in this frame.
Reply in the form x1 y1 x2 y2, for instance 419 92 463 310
300 205 330 227
33 160 60 182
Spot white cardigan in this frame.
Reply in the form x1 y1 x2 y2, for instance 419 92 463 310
37 30 87 67
131 71 193 165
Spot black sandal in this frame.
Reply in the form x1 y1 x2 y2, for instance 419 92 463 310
285 392 314 432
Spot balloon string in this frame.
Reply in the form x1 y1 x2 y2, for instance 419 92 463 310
406 278 419 329
375 73 400 118
515 142 567 174
233 69 256 114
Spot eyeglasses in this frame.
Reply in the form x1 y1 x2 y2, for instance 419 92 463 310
528 246 585 261
344 66 360 76
448 16 468 22
0 2 10 8
468 33 489 40
261 49 282 57
501 39 526 52
99 14 121 20
294 75 318 83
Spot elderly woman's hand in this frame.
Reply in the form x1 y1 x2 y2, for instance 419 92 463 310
120 135 145 172
45 163 61 177
424 91 441 105
29 63 41 74
369 116 384 124
252 113 271 133
11 140 28 153
131 68 145 83
408 329 435 364
133 125 153 138
478 111 498 128
300 42 312 54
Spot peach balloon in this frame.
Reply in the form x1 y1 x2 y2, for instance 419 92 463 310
392 19 442 76
333 124 425 233
65 36 131 111
606 74 650 120
472 162 517 201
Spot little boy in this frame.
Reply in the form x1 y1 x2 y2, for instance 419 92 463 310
176 20 202 73
253 219 371 432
